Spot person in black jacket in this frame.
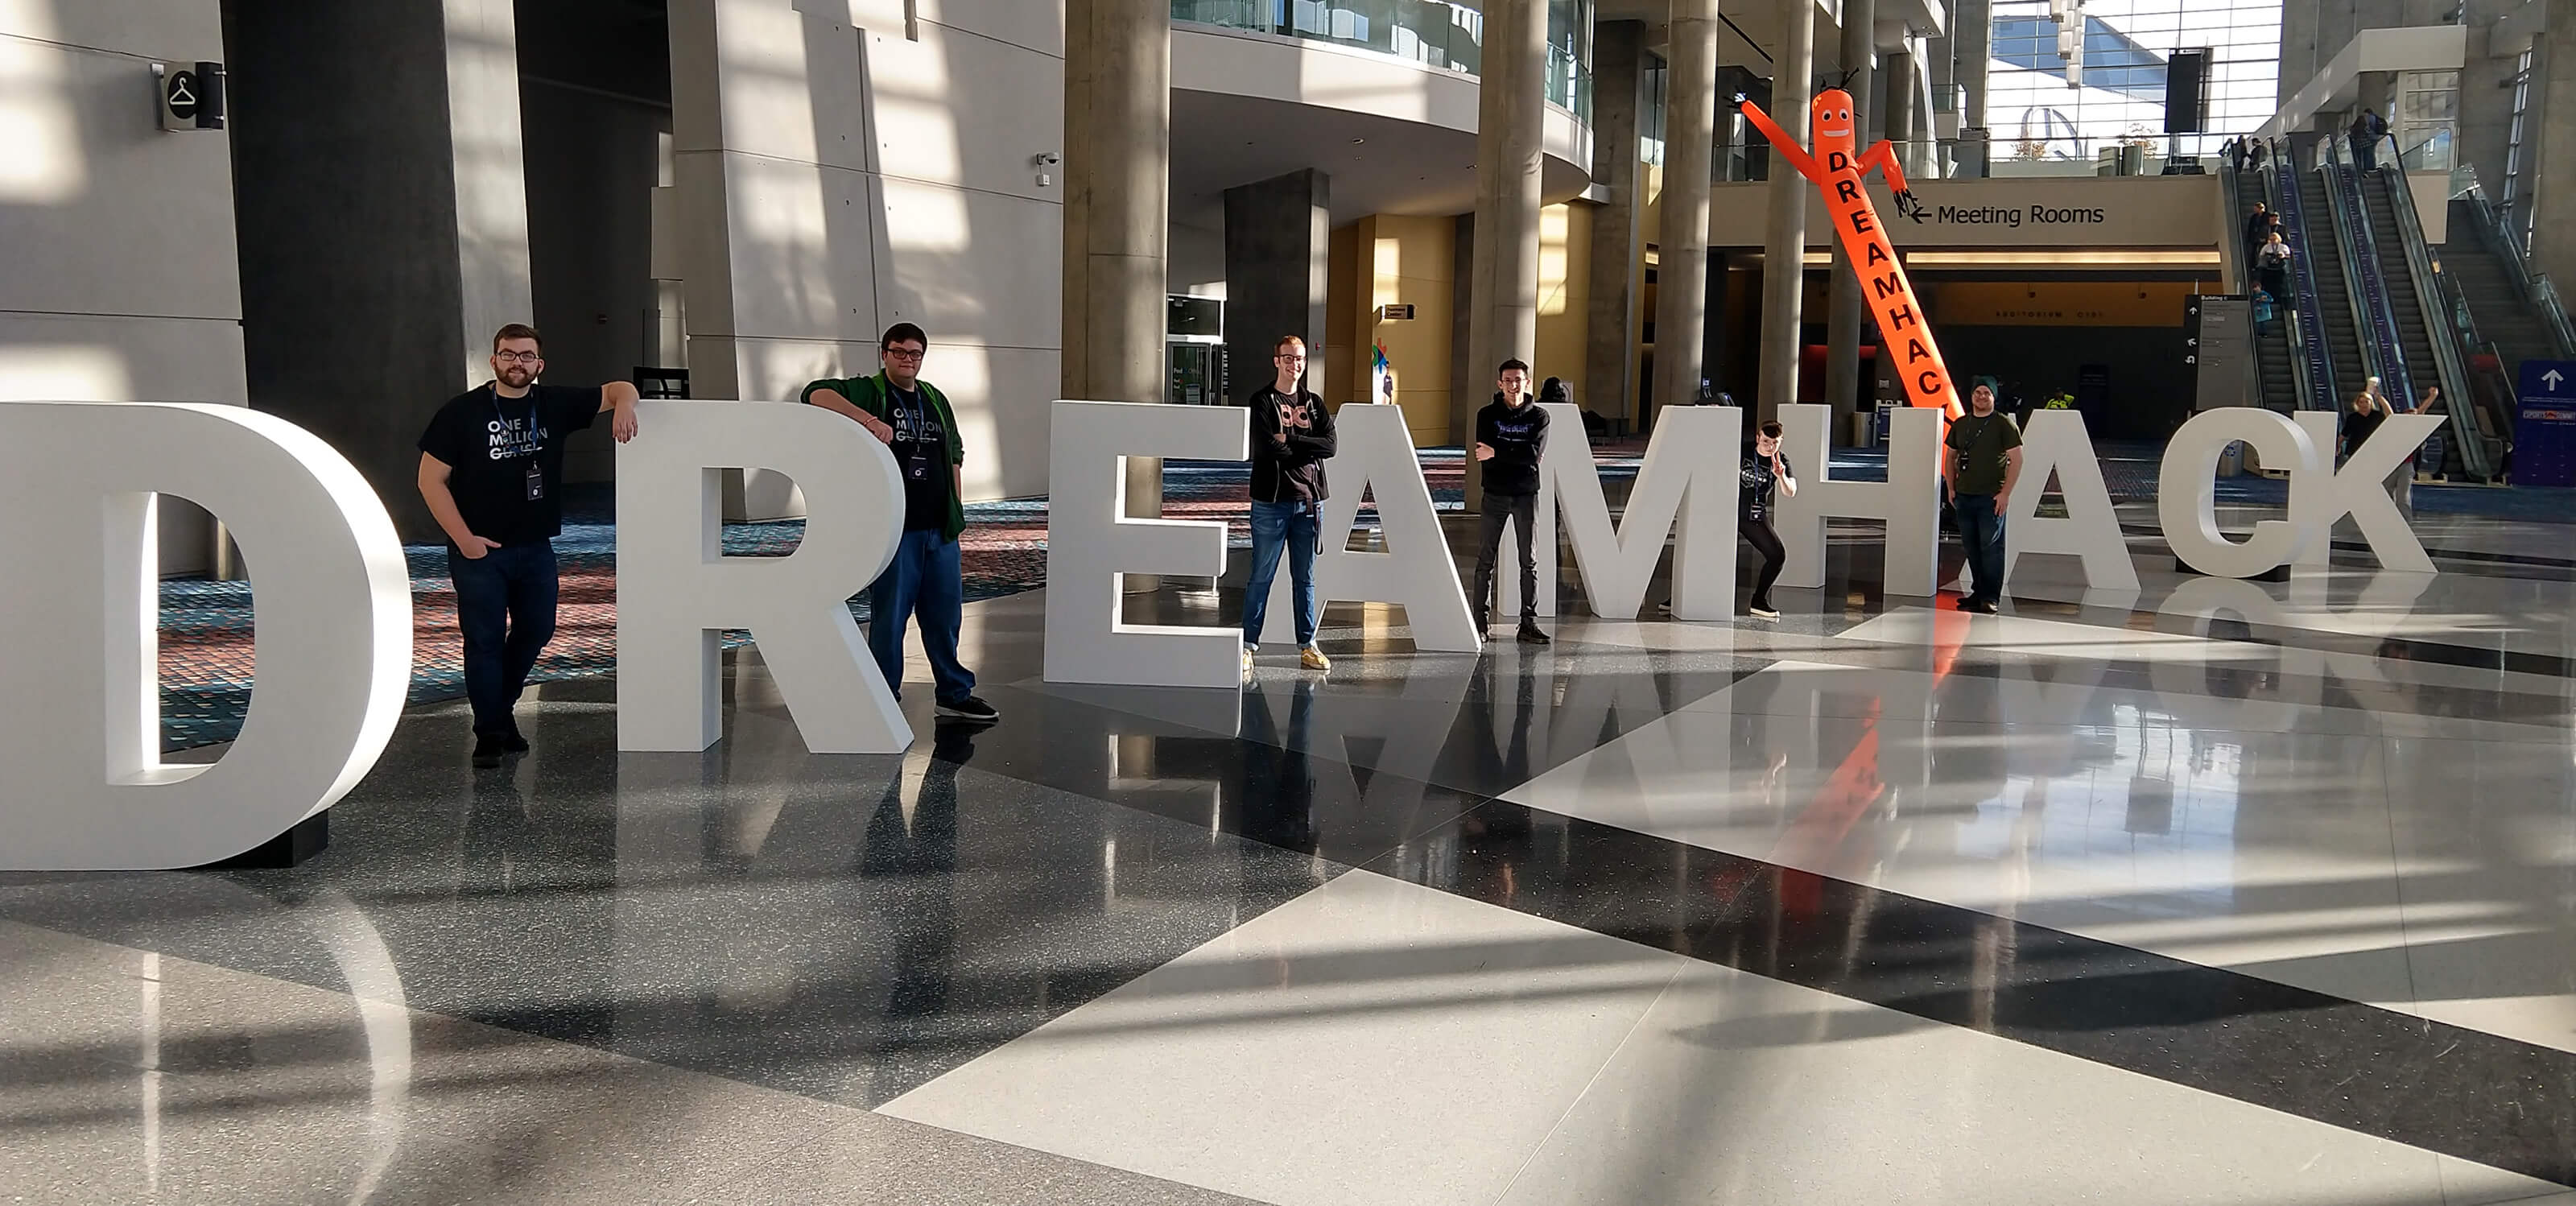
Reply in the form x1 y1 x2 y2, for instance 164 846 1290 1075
1739 420 1798 618
1472 358 1550 645
1241 335 1338 675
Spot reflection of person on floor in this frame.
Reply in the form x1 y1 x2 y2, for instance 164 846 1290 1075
1472 359 1552 646
1236 680 1319 856
1942 383 2023 615
803 323 999 724
1458 662 1539 907
1241 334 1339 676
860 720 973 1097
1740 420 1798 620
417 323 640 770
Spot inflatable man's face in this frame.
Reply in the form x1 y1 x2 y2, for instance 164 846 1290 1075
1810 88 1858 164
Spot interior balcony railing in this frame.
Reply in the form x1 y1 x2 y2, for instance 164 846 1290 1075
1173 0 1593 121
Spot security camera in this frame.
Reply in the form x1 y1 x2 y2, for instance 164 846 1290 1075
1033 151 1062 166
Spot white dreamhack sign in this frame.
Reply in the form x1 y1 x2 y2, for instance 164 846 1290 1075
1044 399 1251 688
616 399 910 754
1774 403 1945 597
1546 403 1744 621
2291 410 2446 572
2002 409 2139 592
1257 403 1480 650
0 401 411 871
2159 407 2321 577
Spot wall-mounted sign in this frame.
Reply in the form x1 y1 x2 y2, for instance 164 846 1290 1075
1376 304 1415 321
155 60 225 132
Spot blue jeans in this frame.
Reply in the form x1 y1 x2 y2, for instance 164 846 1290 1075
1242 498 1320 647
869 527 976 704
1954 494 2006 605
448 542 559 737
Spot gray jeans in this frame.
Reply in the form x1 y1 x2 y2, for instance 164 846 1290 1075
1474 490 1538 621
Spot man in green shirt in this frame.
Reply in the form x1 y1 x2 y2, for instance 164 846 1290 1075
802 322 998 721
1942 383 2024 614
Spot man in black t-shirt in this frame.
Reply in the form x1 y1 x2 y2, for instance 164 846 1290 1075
1471 358 1551 645
419 323 640 768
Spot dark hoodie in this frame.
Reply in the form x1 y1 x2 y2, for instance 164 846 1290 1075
1248 382 1335 503
1475 392 1550 497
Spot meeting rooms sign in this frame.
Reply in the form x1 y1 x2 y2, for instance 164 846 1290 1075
1732 175 2222 249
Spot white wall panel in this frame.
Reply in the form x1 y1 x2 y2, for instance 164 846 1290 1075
718 153 882 345
865 23 1062 204
0 37 240 320
0 0 222 53
877 178 1059 349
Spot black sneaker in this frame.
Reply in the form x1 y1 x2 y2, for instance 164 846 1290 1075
471 734 507 770
1960 597 1998 615
937 695 1001 722
1517 620 1550 645
501 726 530 754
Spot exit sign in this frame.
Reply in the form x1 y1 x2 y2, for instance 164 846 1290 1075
1377 304 1415 321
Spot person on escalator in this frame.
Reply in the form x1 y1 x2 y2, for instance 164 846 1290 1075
2256 232 2292 303
2242 202 2271 258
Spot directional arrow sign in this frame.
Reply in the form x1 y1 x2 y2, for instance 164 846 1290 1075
2548 370 2566 391
2515 360 2576 485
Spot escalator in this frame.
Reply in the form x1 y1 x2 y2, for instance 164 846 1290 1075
2287 163 2367 406
2442 196 2575 390
2355 171 2441 407
2238 165 2300 412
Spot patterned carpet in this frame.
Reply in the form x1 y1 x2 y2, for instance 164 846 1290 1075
151 436 2562 750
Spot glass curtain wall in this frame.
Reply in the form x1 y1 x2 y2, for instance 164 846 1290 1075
1984 0 2281 161
1173 0 1595 118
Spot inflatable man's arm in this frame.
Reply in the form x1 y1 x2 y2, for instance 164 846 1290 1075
1736 97 1822 184
1856 140 1928 222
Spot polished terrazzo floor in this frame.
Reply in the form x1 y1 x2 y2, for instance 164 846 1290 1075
10 510 2576 1204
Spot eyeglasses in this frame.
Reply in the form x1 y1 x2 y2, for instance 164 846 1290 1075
494 351 543 365
1276 355 1307 363
884 347 926 361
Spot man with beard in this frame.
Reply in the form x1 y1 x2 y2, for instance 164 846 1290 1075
419 324 640 768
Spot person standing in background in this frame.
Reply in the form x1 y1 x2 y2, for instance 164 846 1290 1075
418 324 640 769
1472 359 1551 645
1240 335 1338 675
1942 382 2023 615
1738 419 1797 619
2256 231 2292 303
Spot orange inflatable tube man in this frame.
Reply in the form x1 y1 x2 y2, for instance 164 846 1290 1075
1739 89 1963 419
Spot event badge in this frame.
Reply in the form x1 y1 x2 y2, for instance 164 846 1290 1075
526 460 544 502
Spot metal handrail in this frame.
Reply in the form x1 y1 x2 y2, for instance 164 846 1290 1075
2319 135 2403 409
2266 138 2336 407
2370 155 2496 477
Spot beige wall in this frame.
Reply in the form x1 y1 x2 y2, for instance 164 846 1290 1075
1349 215 1458 445
1706 174 2227 250
1531 201 1592 407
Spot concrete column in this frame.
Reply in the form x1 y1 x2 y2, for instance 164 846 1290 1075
1064 0 1171 519
1758 0 1817 419
1654 3 1720 428
228 0 533 543
1223 170 1331 406
1955 0 1991 177
1885 44 1917 171
1466 0 1547 509
2536 0 2576 287
1585 19 1648 430
1825 0 1877 431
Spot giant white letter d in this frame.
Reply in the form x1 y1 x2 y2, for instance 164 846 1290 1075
0 402 412 870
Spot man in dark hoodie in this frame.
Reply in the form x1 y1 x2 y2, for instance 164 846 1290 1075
1241 335 1339 675
1472 358 1551 645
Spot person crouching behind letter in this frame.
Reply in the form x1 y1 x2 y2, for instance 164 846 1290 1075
1740 420 1797 619
1241 335 1338 676
1472 358 1550 645
801 322 999 723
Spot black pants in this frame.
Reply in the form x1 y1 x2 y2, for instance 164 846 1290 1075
1474 489 1538 622
1743 516 1785 609
448 542 559 738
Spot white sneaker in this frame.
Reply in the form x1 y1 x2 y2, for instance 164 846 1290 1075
1241 645 1256 676
1748 605 1780 620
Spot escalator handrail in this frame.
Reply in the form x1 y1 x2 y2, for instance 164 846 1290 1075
2365 156 2493 477
2265 139 2337 407
2318 136 2407 413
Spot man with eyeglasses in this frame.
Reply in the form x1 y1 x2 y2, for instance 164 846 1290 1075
803 323 1000 723
418 323 640 768
1240 334 1338 675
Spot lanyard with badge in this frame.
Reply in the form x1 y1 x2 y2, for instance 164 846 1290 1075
1953 415 1994 478
893 386 934 481
497 389 544 501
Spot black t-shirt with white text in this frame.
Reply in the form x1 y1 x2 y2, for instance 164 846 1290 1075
418 382 602 547
886 385 949 531
1740 443 1793 522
